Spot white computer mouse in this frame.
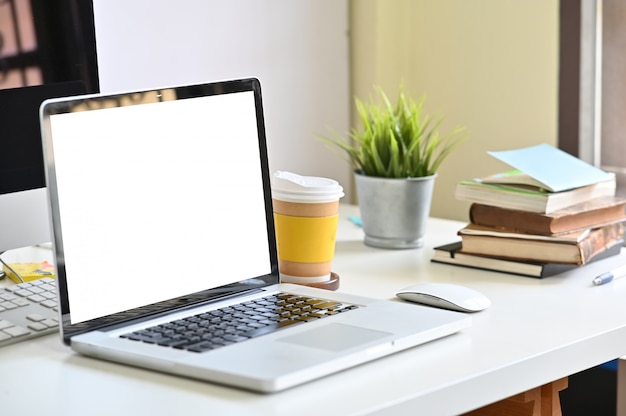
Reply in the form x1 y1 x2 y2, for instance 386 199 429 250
395 282 491 313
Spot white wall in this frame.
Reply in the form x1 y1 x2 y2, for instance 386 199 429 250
92 0 352 198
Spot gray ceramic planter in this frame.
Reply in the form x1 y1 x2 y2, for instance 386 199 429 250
354 172 436 249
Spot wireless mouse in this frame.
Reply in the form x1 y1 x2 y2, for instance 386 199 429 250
396 282 491 312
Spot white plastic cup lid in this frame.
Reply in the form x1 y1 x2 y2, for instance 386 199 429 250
271 171 344 203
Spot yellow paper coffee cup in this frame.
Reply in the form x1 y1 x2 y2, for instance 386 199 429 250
271 171 344 284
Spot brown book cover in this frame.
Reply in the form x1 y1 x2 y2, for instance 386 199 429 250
469 197 626 236
458 222 624 265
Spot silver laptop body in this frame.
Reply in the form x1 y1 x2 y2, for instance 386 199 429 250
40 78 470 393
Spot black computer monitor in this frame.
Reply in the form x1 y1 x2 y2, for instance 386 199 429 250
0 0 99 252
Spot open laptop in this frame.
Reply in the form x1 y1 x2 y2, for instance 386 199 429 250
39 78 470 393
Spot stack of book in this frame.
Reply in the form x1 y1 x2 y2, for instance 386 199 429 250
433 144 626 278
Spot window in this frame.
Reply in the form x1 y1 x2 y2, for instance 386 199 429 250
559 0 626 197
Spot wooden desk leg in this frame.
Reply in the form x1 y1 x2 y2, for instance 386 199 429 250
463 377 568 416
617 359 626 416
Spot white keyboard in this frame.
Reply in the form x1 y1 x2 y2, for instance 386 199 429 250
0 277 59 347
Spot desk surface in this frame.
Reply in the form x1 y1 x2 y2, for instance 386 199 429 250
3 204 626 416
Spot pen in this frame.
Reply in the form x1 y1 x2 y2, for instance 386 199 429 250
592 264 626 286
348 215 362 227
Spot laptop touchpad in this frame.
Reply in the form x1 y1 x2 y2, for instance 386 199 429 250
277 323 393 352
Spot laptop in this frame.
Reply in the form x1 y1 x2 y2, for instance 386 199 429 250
39 78 471 393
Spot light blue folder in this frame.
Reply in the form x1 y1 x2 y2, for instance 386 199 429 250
488 143 614 193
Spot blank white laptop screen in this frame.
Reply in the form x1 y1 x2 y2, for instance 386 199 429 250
48 90 271 324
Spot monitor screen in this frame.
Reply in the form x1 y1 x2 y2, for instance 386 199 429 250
0 0 99 252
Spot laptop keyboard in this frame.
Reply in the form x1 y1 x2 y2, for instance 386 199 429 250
121 292 360 353
0 277 59 347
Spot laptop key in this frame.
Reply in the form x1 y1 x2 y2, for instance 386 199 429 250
123 333 155 343
223 334 249 343
244 319 303 338
159 339 189 348
186 342 216 353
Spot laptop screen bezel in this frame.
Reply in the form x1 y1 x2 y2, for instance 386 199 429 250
40 78 280 344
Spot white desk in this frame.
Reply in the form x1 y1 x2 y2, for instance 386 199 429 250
2 204 626 416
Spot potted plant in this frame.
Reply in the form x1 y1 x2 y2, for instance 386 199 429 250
322 85 467 249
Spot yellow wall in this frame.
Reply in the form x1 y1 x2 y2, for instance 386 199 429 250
350 0 559 221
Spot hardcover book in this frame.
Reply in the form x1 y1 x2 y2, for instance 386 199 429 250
455 176 616 214
457 222 624 265
431 241 623 278
468 197 626 236
455 144 616 213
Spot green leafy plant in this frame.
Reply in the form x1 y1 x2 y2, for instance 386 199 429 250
322 86 467 178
